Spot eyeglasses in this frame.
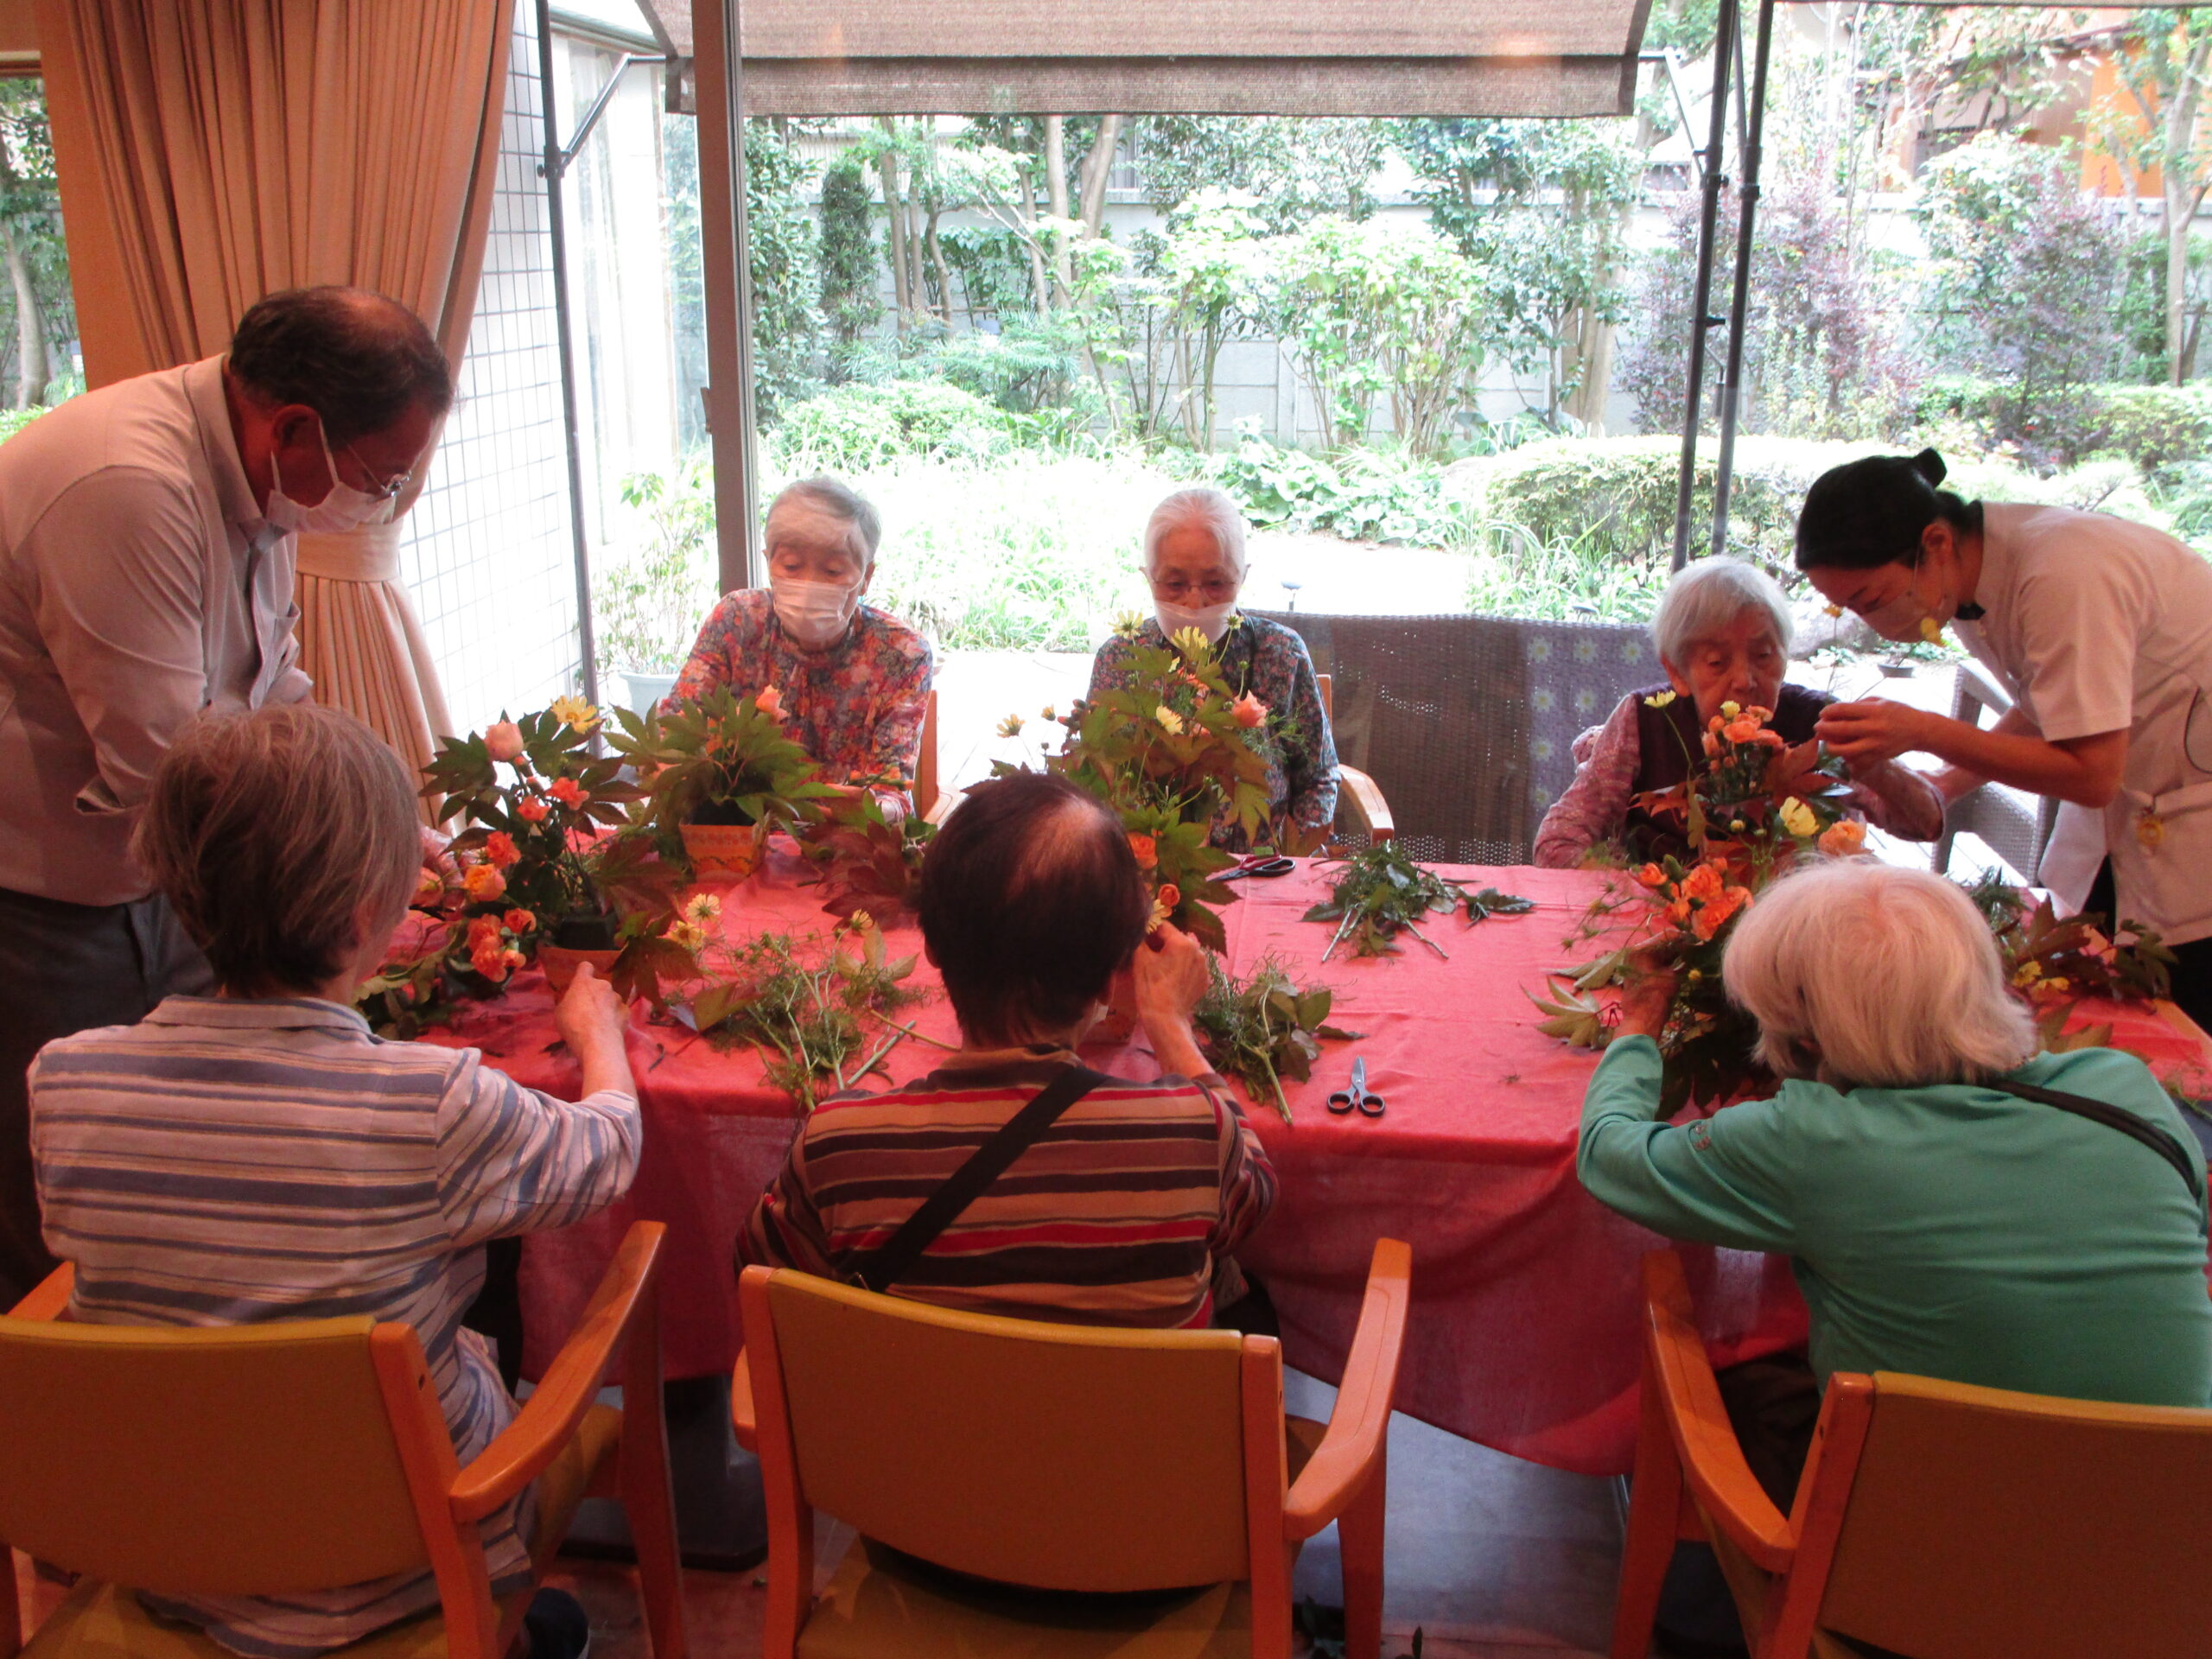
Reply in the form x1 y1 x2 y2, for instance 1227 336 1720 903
340 441 414 501
1150 575 1239 603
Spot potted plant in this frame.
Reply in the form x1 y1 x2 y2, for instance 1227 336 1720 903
423 697 681 992
608 684 839 876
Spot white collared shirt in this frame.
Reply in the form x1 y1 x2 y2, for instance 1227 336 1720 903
0 356 310 906
1957 503 2212 945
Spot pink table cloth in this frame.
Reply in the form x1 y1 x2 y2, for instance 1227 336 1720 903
414 852 2209 1478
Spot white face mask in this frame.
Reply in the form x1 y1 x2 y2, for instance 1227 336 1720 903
265 421 394 536
1156 597 1236 645
772 574 861 649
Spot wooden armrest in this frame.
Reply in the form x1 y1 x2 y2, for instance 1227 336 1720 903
1338 766 1394 843
449 1222 666 1522
9 1256 73 1327
1640 1250 1795 1573
1283 1237 1411 1540
8 1262 73 1321
731 1348 759 1452
924 787 963 828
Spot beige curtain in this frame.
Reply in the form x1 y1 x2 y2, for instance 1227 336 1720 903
33 0 516 779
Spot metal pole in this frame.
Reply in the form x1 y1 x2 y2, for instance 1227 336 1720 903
717 0 764 588
536 0 601 706
1669 0 1737 573
1708 0 1777 562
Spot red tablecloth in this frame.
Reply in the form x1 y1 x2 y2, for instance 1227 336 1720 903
415 853 2211 1478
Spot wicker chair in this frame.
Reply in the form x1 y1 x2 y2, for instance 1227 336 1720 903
1250 612 1658 864
1930 660 2059 884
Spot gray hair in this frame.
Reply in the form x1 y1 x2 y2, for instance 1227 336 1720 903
770 475 881 563
1723 860 2037 1090
229 286 452 446
1142 486 1248 574
1650 556 1794 670
134 704 421 996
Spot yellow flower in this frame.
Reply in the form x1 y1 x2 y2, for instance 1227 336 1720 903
2139 810 2166 850
1643 690 1677 708
683 892 722 928
1040 705 1057 722
1823 603 1845 619
1112 611 1146 639
2013 961 2044 987
1155 704 1185 735
847 908 876 935
1777 797 1818 838
1148 892 1174 932
1918 616 1944 644
2044 976 2071 994
1719 700 1741 720
550 694 599 734
1168 626 1213 661
669 920 707 954
996 713 1026 738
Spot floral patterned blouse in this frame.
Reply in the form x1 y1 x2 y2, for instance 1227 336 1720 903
1532 686 1947 868
1088 614 1339 849
666 589 933 785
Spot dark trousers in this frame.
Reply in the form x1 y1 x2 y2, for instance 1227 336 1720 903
0 885 213 1308
2086 860 2212 1033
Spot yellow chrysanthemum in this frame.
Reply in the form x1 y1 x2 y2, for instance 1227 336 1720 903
1154 705 1185 735
996 713 1026 738
847 908 876 934
683 892 722 927
550 694 599 734
1719 700 1742 720
1777 797 1818 839
668 920 707 953
1168 626 1214 662
1643 690 1677 708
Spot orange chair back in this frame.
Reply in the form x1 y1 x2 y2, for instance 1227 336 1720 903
0 1313 445 1598
1812 1371 2212 1659
749 1268 1272 1592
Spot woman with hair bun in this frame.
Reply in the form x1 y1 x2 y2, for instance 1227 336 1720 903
1796 448 2212 1027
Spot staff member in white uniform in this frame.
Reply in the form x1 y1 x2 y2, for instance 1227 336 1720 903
1794 448 2212 1030
0 286 449 1305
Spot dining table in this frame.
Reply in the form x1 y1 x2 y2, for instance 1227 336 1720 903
413 847 2212 1478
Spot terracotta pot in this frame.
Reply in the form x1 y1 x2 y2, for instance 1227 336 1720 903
539 944 620 995
682 821 764 876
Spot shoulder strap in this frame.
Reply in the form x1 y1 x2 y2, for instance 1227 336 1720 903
842 1065 1115 1296
1984 1078 2205 1202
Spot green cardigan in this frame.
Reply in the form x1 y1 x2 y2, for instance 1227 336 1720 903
1580 1037 2212 1407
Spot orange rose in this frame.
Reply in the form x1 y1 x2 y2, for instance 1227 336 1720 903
1636 862 1669 889
485 831 520 868
1692 886 1749 941
548 778 588 809
1742 705 1775 726
754 685 785 721
503 907 537 934
1722 716 1762 746
501 947 527 969
1753 729 1786 749
517 797 550 823
1701 731 1722 758
1817 820 1867 857
467 915 502 950
1230 692 1268 728
469 943 511 982
463 863 506 903
1128 833 1158 870
1667 897 1693 925
1681 863 1725 903
484 720 525 763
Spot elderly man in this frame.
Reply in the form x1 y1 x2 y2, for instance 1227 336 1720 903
1534 556 1942 867
666 474 933 792
0 284 450 1305
1088 486 1338 849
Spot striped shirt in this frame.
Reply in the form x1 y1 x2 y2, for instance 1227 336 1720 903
28 995 640 1658
738 1047 1276 1328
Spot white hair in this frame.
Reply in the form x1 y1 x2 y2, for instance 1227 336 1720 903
1722 860 2037 1090
1142 486 1248 575
771 474 881 562
1650 556 1794 670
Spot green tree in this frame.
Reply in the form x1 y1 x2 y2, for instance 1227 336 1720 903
1131 117 1388 231
0 79 72 410
817 156 880 366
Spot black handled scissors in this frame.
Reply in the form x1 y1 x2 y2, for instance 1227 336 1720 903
1327 1057 1385 1118
1219 854 1295 881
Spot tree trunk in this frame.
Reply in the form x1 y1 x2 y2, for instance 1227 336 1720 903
876 120 912 325
1077 113 1123 237
906 192 931 321
1566 309 1616 433
1044 116 1071 302
2163 35 2212 386
1018 165 1052 313
1 221 47 410
925 211 955 324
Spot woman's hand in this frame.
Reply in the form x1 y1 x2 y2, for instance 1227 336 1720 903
418 823 461 895
1132 922 1212 1079
556 963 637 1098
1616 945 1681 1040
1815 698 1932 766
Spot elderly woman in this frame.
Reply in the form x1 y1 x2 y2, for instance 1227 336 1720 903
667 475 933 792
1534 557 1942 868
1088 486 1338 849
29 704 638 1659
740 769 1276 1330
1581 858 2212 1655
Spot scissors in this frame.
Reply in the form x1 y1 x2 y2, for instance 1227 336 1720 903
1327 1057 1385 1118
1218 854 1295 880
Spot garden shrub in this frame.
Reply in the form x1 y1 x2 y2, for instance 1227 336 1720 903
2087 383 2212 471
771 380 1024 472
0 406 46 443
1205 419 1470 546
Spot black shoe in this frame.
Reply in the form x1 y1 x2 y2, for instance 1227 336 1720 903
523 1589 591 1659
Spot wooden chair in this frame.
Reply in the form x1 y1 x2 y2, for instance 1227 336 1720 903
0 1224 686 1659
1318 672 1394 846
1611 1248 2212 1659
733 1238 1413 1659
913 686 943 821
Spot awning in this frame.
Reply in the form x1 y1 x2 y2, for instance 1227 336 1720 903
636 0 1655 118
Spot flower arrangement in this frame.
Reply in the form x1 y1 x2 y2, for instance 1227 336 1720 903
998 627 1274 952
607 685 840 873
1624 697 1855 881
